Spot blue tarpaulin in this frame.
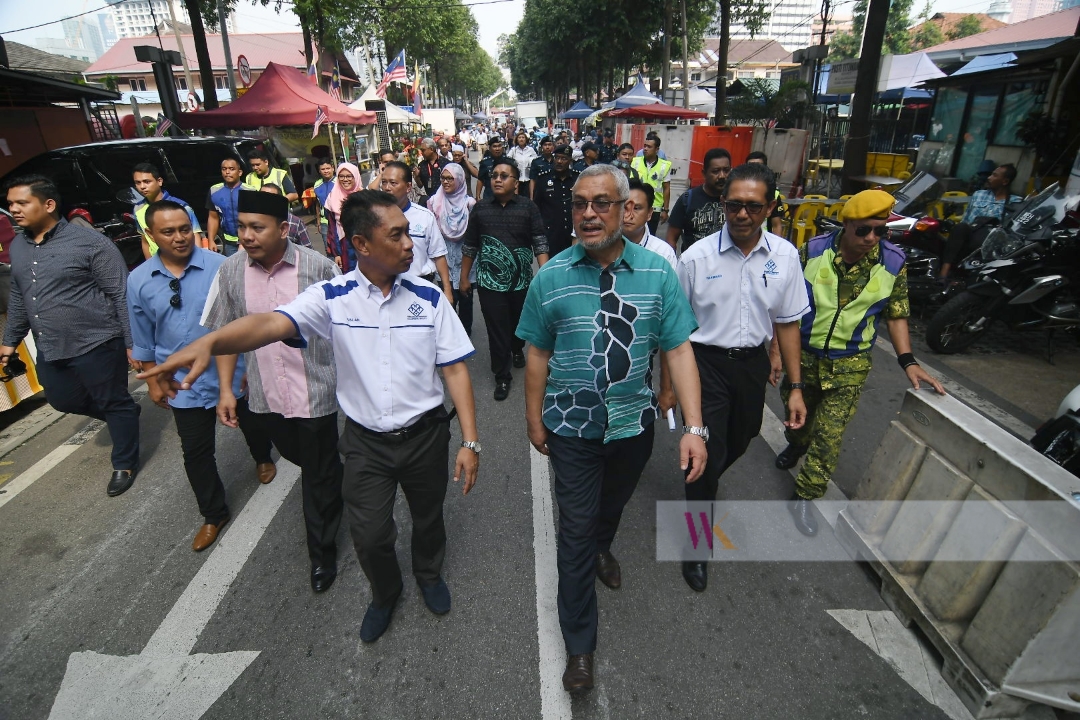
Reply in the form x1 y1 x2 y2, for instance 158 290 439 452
558 100 598 119
951 53 1017 76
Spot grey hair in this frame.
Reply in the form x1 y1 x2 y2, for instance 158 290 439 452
574 163 630 201
419 138 437 150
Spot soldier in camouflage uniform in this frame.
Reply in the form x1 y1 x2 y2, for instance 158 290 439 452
776 190 944 536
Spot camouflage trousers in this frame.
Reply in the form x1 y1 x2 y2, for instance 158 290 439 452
780 350 871 500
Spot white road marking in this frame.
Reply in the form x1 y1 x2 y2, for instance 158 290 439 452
531 446 573 720
0 386 147 510
874 337 1035 438
0 403 64 459
47 462 301 718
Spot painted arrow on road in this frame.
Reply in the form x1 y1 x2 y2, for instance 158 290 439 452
48 461 302 719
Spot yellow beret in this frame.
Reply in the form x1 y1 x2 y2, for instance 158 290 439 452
840 189 895 221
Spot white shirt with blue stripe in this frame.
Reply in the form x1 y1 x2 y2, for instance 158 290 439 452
275 269 474 431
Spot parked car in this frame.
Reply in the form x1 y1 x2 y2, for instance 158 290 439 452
0 136 279 227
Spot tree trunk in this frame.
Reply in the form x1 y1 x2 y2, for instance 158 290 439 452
681 0 690 108
662 0 672 93
713 0 730 124
842 0 889 194
301 21 313 66
183 0 218 110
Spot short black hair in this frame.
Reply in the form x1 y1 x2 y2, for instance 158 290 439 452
382 160 411 181
341 190 398 245
378 150 397 160
999 163 1018 183
746 151 768 164
492 158 519 179
618 143 634 153
261 184 282 194
132 162 162 179
144 199 188 231
645 132 661 148
627 178 654 208
221 156 242 169
724 162 776 201
247 148 270 162
318 158 335 167
703 148 731 168
541 137 554 146
4 174 60 205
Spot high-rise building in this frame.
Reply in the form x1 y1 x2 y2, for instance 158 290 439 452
63 19 104 59
1008 0 1062 20
97 13 119 49
110 0 235 39
727 0 816 50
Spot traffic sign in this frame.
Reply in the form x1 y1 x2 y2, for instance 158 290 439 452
186 91 199 111
237 54 251 88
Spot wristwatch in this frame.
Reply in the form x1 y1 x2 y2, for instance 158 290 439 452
789 382 806 390
682 425 710 442
461 440 482 454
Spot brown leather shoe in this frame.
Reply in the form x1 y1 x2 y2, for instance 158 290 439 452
595 551 621 589
256 462 277 484
192 518 229 552
562 653 594 693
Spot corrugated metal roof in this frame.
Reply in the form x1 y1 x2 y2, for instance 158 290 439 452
4 41 91 76
921 6 1080 59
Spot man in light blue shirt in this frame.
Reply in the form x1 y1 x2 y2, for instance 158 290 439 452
128 200 275 552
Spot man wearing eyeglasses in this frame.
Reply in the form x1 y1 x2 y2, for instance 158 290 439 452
676 162 810 591
517 164 707 693
127 200 273 551
460 158 549 401
776 190 944 536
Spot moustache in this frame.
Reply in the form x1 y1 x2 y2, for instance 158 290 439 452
580 222 605 232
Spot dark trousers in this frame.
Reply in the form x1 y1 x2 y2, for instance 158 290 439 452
172 396 273 525
478 287 527 382
241 409 344 568
517 180 531 197
648 210 661 235
686 344 771 502
36 336 139 470
453 289 475 336
547 424 655 655
339 415 451 607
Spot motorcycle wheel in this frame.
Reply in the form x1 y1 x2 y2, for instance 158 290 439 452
926 291 992 354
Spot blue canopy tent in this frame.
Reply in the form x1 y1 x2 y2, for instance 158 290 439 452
612 76 662 108
558 100 598 119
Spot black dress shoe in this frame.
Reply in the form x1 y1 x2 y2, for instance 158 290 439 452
311 565 337 593
595 551 621 589
789 497 819 537
418 577 451 615
493 380 511 401
106 467 138 497
360 590 401 643
562 653 594 693
512 351 526 368
682 561 707 592
776 443 808 470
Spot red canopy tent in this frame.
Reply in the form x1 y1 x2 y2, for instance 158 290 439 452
607 103 708 120
180 62 375 129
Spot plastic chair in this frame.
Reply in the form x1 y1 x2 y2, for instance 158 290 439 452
942 191 968 222
790 218 816 248
827 194 853 220
896 171 912 181
926 200 946 220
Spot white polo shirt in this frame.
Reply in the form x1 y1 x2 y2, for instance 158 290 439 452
403 202 448 278
276 270 474 431
678 225 810 349
634 229 678 270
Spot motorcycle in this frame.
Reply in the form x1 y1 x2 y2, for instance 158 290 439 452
925 183 1080 355
1030 384 1080 478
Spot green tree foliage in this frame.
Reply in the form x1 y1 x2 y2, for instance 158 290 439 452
947 14 984 40
726 79 817 138
910 3 945 51
828 0 914 60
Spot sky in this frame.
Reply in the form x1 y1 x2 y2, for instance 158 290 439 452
0 0 524 59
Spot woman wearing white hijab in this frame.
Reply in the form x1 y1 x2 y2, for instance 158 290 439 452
428 162 477 335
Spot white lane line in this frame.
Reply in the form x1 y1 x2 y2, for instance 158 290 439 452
874 337 1035 438
530 446 572 720
142 461 301 657
0 404 64 459
0 386 147 510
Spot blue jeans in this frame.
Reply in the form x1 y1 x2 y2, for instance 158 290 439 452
221 240 241 257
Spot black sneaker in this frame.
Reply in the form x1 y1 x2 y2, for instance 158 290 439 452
512 351 526 368
494 380 511 401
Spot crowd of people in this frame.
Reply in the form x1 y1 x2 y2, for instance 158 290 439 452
1 125 944 694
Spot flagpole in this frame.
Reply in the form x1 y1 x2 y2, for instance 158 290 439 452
328 121 338 166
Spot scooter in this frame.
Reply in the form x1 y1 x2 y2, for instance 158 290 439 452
1031 384 1080 478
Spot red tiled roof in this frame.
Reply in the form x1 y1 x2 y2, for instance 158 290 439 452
908 13 1007 38
920 6 1080 55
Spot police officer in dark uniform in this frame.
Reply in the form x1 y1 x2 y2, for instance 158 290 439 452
475 135 506 200
529 138 556 200
597 130 617 164
532 145 580 256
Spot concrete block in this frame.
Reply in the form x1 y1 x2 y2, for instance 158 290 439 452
961 531 1080 688
880 450 973 575
848 420 928 536
916 486 1026 622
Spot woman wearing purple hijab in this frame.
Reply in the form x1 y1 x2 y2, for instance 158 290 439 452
428 162 477 335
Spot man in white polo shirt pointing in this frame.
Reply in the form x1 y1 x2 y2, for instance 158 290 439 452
141 189 481 645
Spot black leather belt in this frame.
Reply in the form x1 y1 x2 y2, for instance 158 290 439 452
692 342 766 360
350 405 456 440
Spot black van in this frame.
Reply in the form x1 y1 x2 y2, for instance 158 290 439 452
0 136 277 226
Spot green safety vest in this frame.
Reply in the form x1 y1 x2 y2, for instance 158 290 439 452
801 232 906 358
631 156 672 210
245 167 290 192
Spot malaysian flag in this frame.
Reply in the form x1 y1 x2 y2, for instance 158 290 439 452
330 63 341 101
376 50 407 99
307 59 319 85
154 113 174 137
412 61 422 116
312 106 328 139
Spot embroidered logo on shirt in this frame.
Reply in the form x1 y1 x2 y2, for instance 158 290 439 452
408 302 424 318
706 273 723 280
763 259 780 276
